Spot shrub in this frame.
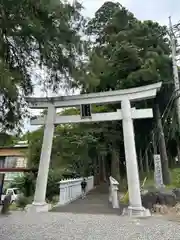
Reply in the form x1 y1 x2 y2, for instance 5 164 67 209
171 168 180 188
10 169 62 201
9 172 35 197
9 202 18 211
51 195 59 204
16 195 30 210
121 191 129 204
46 169 62 201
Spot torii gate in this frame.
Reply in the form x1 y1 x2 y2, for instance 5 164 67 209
26 82 162 216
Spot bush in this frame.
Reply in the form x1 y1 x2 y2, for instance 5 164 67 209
9 202 18 211
121 192 129 204
9 172 35 197
51 195 59 204
170 168 180 188
16 195 30 210
10 169 62 201
46 169 62 201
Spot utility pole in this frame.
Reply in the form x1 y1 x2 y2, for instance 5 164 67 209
169 17 180 163
169 17 180 124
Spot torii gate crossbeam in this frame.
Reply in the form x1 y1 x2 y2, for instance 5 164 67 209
25 82 162 216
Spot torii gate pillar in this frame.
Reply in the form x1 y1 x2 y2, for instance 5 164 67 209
121 98 146 216
33 105 55 211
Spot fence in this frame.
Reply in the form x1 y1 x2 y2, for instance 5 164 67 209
58 176 94 205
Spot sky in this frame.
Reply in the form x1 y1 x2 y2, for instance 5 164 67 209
80 0 180 25
24 0 180 132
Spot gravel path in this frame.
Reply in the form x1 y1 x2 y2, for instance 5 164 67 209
0 212 180 240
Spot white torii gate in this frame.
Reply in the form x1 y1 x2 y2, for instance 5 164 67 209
26 82 162 216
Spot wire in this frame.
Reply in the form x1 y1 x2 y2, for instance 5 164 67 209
141 89 176 163
139 20 180 162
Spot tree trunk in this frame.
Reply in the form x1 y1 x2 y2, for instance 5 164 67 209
94 155 101 185
111 147 120 182
99 155 104 182
149 147 154 170
97 154 101 185
177 139 180 163
93 157 98 185
101 155 107 182
154 104 170 185
152 131 157 154
139 149 144 175
145 149 150 174
105 155 110 180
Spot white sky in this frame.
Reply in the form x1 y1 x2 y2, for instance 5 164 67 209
24 0 180 132
79 0 179 25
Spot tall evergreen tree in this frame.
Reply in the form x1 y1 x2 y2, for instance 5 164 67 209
0 0 84 130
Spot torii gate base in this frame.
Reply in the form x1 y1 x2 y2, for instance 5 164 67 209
26 82 161 217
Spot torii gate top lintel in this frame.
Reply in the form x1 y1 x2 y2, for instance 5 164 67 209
26 82 162 109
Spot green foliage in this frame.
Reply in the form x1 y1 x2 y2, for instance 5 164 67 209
19 1 177 184
0 0 85 130
27 128 44 168
0 132 15 146
10 173 35 197
9 202 18 211
16 195 30 210
75 1 173 178
84 3 171 92
139 169 180 190
84 1 175 175
10 170 62 201
170 168 180 188
51 195 59 204
121 192 129 204
46 169 62 201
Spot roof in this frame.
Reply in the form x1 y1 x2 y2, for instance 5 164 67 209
0 145 28 149
0 168 37 173
0 147 27 157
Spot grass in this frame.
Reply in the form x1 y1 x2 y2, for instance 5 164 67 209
120 168 180 204
9 202 18 211
141 168 180 189
8 195 59 211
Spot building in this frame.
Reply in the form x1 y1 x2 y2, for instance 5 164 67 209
0 141 29 188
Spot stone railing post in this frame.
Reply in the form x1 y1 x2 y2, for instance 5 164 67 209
87 176 94 192
109 176 119 209
58 181 66 205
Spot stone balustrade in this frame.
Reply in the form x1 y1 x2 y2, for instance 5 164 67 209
58 176 94 205
109 176 119 209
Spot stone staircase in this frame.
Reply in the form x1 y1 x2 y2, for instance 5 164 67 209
51 183 123 215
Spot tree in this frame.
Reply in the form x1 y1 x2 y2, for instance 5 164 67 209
10 172 35 197
0 132 15 146
21 1 175 187
10 169 62 200
27 128 44 168
79 1 173 183
0 0 85 131
85 3 171 90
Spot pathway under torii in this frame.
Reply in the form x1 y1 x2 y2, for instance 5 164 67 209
26 82 162 217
